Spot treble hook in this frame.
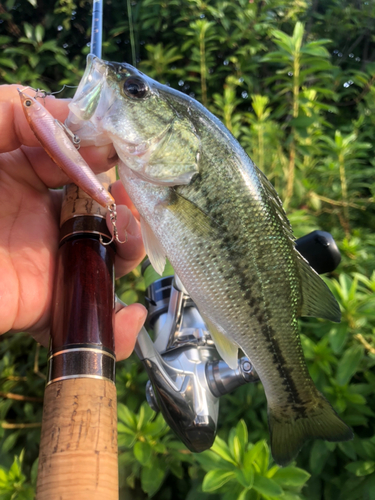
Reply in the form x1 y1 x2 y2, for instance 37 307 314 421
100 203 127 246
55 120 81 150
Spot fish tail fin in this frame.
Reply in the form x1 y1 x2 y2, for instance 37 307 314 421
268 392 353 466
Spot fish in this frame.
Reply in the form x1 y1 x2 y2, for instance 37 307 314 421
66 55 353 466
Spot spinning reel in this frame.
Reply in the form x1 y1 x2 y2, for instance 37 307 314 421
119 231 341 453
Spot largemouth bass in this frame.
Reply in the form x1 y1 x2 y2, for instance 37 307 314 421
67 55 352 465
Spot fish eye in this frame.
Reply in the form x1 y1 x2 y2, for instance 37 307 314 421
25 99 32 107
123 77 148 99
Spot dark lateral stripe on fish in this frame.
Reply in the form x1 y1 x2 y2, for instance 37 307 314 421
171 188 310 409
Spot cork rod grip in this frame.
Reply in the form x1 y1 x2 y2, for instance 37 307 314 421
36 170 119 499
36 379 118 500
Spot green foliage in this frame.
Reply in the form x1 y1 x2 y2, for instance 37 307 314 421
195 421 310 499
1 0 375 499
117 402 193 497
0 450 35 500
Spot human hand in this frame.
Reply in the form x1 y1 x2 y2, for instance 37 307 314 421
0 84 146 359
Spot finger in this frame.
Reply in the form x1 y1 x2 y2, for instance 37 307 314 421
22 143 118 189
110 180 140 220
29 303 148 362
1 85 118 179
1 84 70 153
114 303 147 361
107 204 145 278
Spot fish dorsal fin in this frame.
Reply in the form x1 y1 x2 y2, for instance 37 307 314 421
254 166 340 322
201 313 239 370
296 251 341 322
255 166 294 242
140 217 166 275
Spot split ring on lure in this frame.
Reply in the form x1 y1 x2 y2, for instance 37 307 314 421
18 89 126 246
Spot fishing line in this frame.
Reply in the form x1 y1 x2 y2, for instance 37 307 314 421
127 0 137 67
18 84 78 100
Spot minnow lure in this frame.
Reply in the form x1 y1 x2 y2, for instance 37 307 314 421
18 89 124 245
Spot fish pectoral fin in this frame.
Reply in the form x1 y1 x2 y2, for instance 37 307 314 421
296 252 341 322
268 391 353 466
201 313 239 370
140 217 166 276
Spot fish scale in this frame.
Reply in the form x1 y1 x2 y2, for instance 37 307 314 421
66 55 353 466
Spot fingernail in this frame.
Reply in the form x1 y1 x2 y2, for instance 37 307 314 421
136 304 148 330
107 145 118 164
121 205 139 237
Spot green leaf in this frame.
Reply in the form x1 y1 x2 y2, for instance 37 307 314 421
194 450 235 472
54 53 70 67
253 474 283 496
236 420 248 448
309 440 330 475
271 30 294 53
301 45 330 57
143 413 167 437
290 116 316 128
0 58 16 69
117 423 136 436
329 323 349 354
140 464 166 496
272 466 311 487
137 402 154 431
202 470 236 492
0 468 9 488
338 441 357 460
117 403 137 429
244 441 266 470
169 460 184 479
30 458 38 486
236 489 250 500
117 432 137 448
118 451 134 467
134 441 152 465
153 442 166 454
235 467 254 489
346 461 375 477
23 22 33 39
292 21 304 51
336 345 364 385
29 54 40 68
35 25 44 43
211 436 237 465
2 430 20 453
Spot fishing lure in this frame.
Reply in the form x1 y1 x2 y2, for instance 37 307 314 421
18 89 125 245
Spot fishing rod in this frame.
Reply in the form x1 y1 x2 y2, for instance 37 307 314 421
36 1 119 498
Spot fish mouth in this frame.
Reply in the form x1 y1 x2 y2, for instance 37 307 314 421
66 55 171 159
66 55 113 146
66 56 159 151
